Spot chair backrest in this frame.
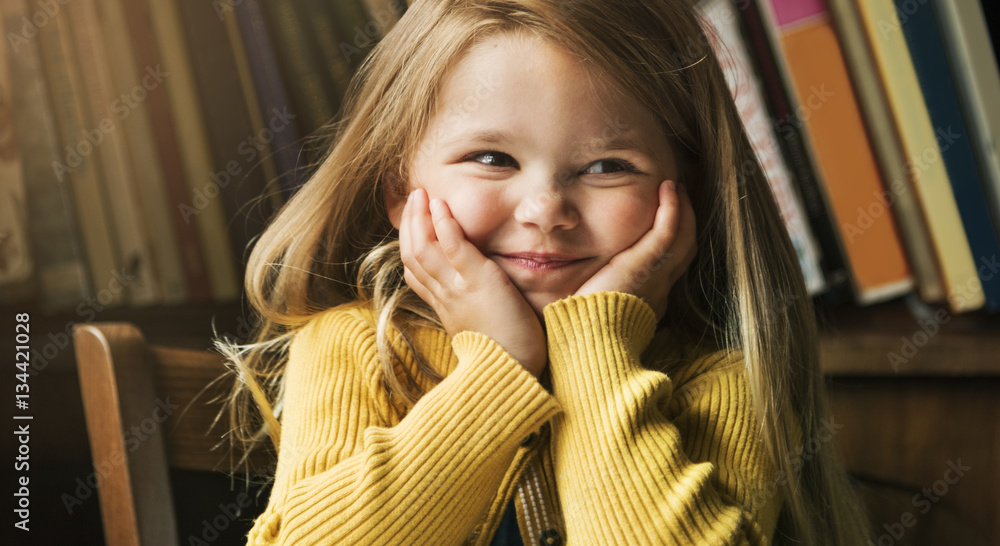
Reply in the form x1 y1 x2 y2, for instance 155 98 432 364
73 322 267 546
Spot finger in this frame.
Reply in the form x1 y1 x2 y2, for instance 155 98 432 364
671 182 698 275
428 198 486 273
631 180 682 270
399 190 437 291
406 189 456 288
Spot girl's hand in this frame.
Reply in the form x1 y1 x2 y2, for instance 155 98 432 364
574 180 696 322
400 188 548 377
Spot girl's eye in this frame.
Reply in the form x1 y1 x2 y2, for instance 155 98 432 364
466 151 518 169
581 158 640 175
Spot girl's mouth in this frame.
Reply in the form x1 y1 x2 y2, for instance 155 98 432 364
496 255 591 272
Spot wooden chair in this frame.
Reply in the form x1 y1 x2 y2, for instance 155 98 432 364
72 322 271 546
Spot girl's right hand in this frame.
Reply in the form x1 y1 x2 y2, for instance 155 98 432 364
399 188 548 377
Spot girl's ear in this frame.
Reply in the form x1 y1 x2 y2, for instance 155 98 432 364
383 171 408 230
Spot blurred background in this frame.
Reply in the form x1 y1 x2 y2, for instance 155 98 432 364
1 0 998 544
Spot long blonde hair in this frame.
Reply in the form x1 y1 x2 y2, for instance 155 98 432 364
215 0 869 542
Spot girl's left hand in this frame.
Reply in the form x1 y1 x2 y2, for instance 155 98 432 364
574 180 696 322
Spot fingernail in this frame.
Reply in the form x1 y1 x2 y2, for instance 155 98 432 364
430 198 442 214
407 191 415 204
666 180 676 193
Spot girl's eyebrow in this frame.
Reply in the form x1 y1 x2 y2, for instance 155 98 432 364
448 128 654 156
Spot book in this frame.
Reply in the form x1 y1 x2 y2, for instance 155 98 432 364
855 0 984 312
893 0 1000 312
828 0 945 303
757 0 913 305
66 0 162 306
175 0 277 272
95 0 189 304
3 0 91 312
220 1 285 214
0 2 33 294
120 0 214 303
934 0 1000 244
232 0 307 199
260 1 337 139
698 0 826 295
146 0 241 302
736 0 854 305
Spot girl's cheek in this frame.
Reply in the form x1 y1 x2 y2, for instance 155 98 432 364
440 189 504 243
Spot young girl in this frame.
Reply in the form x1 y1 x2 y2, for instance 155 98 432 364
219 0 869 544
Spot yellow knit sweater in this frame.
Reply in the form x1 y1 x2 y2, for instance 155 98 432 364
246 291 783 545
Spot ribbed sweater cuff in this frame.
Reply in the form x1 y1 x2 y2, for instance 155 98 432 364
542 291 658 397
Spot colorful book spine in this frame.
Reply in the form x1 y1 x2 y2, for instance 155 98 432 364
760 0 913 304
854 0 984 312
893 0 1000 312
934 0 1000 245
698 0 826 295
828 0 945 303
737 0 854 305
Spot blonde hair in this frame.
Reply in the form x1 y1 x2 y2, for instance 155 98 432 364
215 1 869 543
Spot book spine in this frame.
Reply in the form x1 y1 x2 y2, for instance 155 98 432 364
740 0 854 305
96 0 189 304
828 0 946 303
764 0 914 305
146 0 241 302
3 0 91 312
260 1 336 137
233 0 307 198
175 0 276 273
66 0 162 306
934 0 1000 248
894 0 1000 311
0 5 33 294
699 0 826 295
220 2 285 216
856 0 983 312
120 0 213 303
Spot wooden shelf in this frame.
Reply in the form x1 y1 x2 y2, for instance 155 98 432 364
818 297 1000 376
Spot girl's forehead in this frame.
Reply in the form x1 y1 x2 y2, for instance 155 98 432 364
437 32 639 119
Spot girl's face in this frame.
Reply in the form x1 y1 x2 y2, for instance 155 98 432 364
387 33 679 316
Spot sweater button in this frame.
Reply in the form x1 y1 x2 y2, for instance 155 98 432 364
520 432 538 446
540 529 562 545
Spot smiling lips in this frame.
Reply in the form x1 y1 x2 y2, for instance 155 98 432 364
496 252 590 271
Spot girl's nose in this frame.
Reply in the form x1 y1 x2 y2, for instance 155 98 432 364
512 175 580 233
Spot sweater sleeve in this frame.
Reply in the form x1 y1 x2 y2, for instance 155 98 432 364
247 308 561 545
542 291 781 545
